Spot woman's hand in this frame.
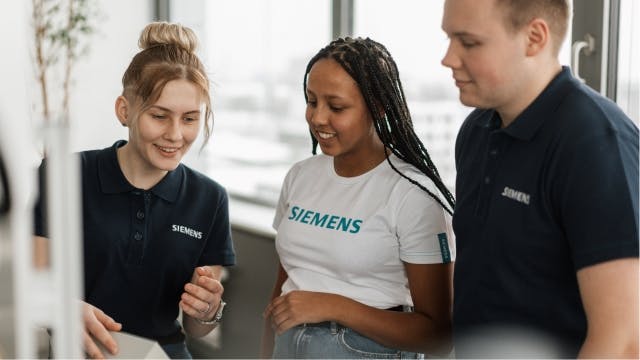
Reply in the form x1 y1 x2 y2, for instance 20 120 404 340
263 290 337 334
82 301 122 359
180 266 224 323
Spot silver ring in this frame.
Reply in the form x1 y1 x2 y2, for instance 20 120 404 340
201 302 211 313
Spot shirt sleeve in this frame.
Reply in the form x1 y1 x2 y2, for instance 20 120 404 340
273 166 294 230
558 128 639 270
396 186 456 264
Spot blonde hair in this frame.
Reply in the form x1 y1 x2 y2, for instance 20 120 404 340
122 22 213 145
496 0 570 56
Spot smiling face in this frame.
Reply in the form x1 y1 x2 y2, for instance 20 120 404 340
441 0 529 113
305 58 384 174
118 79 202 176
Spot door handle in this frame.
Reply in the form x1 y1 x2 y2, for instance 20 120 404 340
571 33 596 83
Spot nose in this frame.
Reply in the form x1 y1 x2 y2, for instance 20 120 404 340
441 41 460 69
164 118 183 141
306 104 328 127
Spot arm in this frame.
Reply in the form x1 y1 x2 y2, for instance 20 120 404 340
34 235 49 269
265 262 453 355
181 265 225 338
260 262 288 358
577 257 639 358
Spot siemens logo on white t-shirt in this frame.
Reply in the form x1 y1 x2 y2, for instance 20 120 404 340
172 224 203 239
288 205 362 234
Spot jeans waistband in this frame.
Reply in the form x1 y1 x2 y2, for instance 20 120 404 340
304 305 406 330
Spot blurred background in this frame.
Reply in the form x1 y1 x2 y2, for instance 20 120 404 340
0 0 638 358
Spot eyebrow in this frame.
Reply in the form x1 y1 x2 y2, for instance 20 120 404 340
149 105 200 115
306 90 346 101
450 31 479 38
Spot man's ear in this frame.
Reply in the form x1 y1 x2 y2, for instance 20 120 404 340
525 17 551 57
115 96 130 127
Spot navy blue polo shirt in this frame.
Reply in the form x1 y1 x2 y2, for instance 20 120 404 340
35 140 236 343
452 67 638 356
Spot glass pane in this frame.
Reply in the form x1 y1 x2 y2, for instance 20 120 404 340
354 0 572 189
354 0 468 189
173 0 331 206
617 0 639 124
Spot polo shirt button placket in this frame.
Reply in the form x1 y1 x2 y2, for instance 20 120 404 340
136 210 145 220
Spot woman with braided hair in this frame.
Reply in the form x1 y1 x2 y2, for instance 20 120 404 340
262 37 455 358
34 22 235 359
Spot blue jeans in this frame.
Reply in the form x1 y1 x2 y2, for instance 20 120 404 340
161 341 192 359
273 322 420 359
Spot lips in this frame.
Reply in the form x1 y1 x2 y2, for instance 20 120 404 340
155 144 181 156
317 131 336 139
453 75 472 88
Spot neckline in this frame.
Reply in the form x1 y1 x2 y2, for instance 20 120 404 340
326 153 396 185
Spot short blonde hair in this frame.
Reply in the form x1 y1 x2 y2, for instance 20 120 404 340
496 0 571 55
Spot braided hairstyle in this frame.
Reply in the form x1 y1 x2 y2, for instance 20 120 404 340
303 37 455 215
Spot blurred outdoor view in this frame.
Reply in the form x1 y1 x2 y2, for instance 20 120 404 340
173 0 471 208
171 0 630 210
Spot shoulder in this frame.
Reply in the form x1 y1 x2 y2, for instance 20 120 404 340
383 155 448 208
558 82 638 140
79 140 125 166
179 164 228 202
285 154 330 180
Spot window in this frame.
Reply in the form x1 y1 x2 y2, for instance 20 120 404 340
616 0 639 123
172 0 330 208
354 0 472 189
168 1 614 229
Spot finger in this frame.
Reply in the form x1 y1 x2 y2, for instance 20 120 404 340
196 276 224 294
86 319 118 355
94 310 122 332
196 266 213 278
181 292 213 314
273 316 298 335
180 299 211 320
183 283 216 305
83 331 106 359
263 301 275 318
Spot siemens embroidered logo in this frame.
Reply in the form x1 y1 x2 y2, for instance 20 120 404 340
288 205 363 234
500 186 530 205
172 224 203 239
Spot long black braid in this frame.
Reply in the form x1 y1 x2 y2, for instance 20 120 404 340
303 37 455 215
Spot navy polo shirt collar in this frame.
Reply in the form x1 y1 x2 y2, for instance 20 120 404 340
476 66 575 141
98 140 183 203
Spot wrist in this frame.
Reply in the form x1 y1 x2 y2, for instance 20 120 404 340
198 299 225 325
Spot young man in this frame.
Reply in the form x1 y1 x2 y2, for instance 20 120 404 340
441 0 639 357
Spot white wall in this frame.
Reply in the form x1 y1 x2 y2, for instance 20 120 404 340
1 1 153 154
70 1 153 151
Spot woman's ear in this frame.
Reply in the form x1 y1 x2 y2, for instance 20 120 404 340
115 96 130 127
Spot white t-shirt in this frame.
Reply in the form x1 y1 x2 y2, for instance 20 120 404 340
273 154 455 309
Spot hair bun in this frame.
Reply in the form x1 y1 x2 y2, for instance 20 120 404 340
138 21 198 53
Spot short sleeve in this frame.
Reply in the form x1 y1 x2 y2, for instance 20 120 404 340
273 166 294 230
558 129 638 270
396 186 456 264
